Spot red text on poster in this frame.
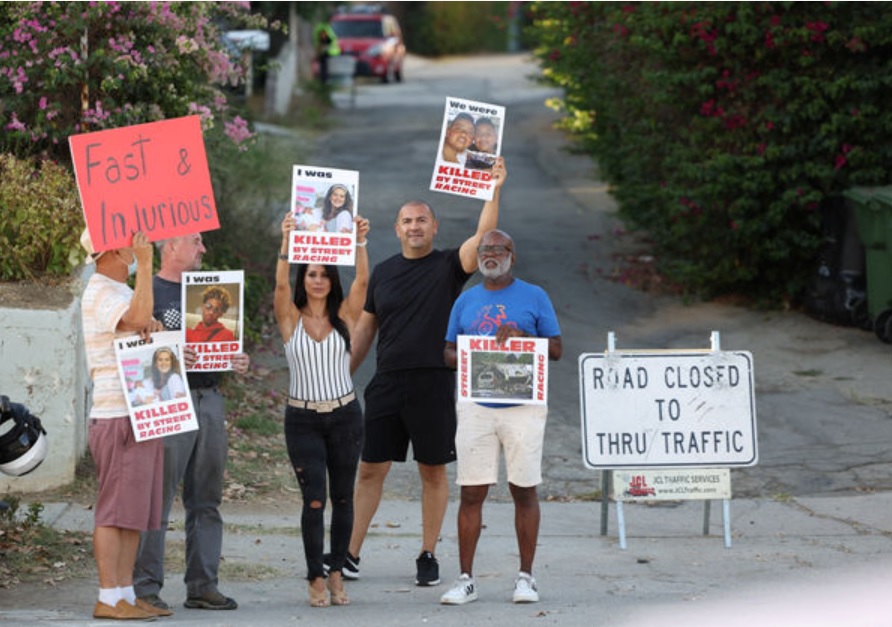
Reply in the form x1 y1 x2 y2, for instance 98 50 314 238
456 335 549 405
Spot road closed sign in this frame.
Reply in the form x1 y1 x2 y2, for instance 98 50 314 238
579 351 757 469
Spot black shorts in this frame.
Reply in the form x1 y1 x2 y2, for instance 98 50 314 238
362 369 457 465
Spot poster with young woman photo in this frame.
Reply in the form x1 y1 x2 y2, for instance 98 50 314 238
288 165 360 266
114 330 198 442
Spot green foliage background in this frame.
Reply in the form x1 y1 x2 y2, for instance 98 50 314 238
395 2 512 56
0 2 285 340
0 155 86 281
527 1 892 304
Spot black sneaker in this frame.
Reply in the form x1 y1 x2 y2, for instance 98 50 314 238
415 551 440 586
323 552 361 580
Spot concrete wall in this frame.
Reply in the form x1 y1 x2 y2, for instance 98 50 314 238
264 9 315 118
0 268 91 494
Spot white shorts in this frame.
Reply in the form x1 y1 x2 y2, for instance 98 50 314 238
455 403 547 488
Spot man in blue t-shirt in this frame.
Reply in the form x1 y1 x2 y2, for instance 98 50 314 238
440 229 562 606
343 158 507 587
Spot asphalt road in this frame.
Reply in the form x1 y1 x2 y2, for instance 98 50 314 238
321 53 892 503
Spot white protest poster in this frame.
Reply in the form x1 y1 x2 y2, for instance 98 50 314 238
456 335 549 405
182 270 244 372
289 165 359 266
114 330 198 442
430 96 506 201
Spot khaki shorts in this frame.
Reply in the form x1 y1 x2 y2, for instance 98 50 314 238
455 403 547 488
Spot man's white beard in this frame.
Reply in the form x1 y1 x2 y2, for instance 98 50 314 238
478 256 511 279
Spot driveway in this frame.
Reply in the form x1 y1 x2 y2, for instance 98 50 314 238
320 53 892 502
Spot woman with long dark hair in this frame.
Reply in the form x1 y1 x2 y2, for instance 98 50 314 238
274 210 370 608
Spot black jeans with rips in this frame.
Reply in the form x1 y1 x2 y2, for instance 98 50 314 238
284 400 363 581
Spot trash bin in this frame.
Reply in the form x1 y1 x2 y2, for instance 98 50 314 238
328 55 357 109
843 186 892 343
801 195 867 329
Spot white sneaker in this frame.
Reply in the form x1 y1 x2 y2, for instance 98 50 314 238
513 572 539 603
440 574 478 605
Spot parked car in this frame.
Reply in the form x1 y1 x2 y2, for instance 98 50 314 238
329 9 405 83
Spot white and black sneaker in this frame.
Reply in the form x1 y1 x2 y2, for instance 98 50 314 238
512 572 539 603
440 574 478 605
343 552 360 580
322 552 361 580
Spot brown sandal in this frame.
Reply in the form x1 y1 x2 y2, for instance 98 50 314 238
328 572 350 606
309 579 330 608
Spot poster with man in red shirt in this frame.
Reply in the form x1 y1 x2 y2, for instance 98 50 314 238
182 270 244 371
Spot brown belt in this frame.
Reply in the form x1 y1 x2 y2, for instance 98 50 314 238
287 391 355 413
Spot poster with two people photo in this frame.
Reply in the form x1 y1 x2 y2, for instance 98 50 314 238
430 96 506 201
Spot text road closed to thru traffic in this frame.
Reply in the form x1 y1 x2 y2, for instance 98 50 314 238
579 351 757 469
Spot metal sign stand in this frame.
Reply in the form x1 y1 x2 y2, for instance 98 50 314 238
598 331 733 549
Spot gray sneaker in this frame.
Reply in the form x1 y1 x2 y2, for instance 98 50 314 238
137 594 169 611
184 590 238 610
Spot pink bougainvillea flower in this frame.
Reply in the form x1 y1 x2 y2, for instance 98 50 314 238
224 116 254 150
806 21 829 43
725 114 747 130
700 99 716 116
6 112 26 132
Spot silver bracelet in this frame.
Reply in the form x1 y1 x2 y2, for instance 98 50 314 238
356 240 368 248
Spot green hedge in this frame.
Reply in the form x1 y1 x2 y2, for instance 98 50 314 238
0 155 86 281
528 2 892 303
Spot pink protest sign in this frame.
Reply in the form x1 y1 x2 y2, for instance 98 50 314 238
69 115 218 252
